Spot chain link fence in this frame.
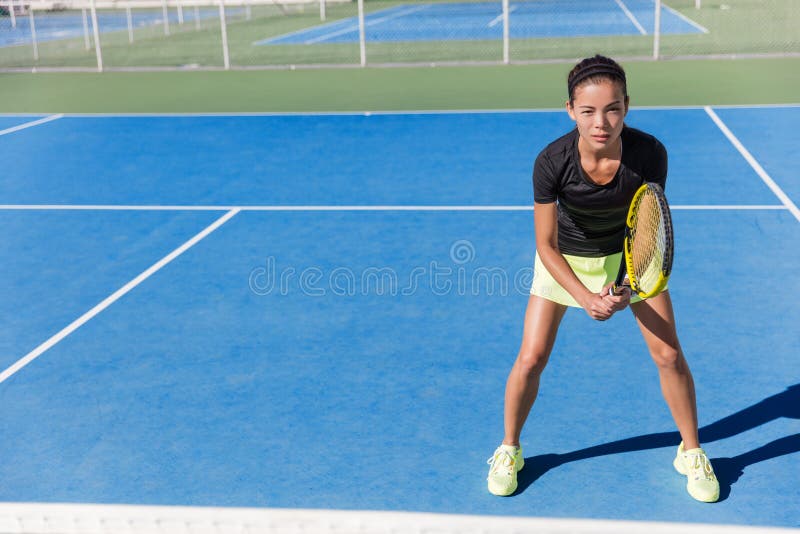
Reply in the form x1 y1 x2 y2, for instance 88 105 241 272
0 0 798 70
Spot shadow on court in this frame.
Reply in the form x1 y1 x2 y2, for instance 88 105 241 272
516 384 800 501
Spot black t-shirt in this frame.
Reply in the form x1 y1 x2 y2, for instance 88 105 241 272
533 125 667 257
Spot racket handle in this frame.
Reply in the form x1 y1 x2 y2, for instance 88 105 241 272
611 252 628 296
609 279 630 296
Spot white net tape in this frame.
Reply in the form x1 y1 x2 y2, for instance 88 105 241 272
0 504 797 534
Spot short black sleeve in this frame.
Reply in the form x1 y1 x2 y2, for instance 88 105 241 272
649 138 668 189
533 151 558 204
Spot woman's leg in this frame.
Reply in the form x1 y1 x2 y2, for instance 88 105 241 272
630 290 699 449
503 295 568 446
489 295 567 496
631 290 719 502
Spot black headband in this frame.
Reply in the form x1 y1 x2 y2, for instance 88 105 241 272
568 65 626 97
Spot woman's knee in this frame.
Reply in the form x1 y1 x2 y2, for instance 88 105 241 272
516 346 551 376
650 346 683 370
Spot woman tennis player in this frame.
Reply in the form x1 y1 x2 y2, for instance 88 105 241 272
486 55 719 502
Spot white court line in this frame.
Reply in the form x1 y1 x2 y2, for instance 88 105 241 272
705 106 800 224
252 13 361 45
614 0 647 35
0 204 788 211
688 103 800 110
304 4 430 45
488 5 517 28
662 0 710 33
252 3 412 45
3 105 799 118
0 114 63 136
0 209 240 385
0 503 797 534
671 205 786 210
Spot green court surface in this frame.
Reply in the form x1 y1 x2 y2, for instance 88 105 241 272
0 57 799 113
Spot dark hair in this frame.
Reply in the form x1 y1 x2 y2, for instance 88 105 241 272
567 55 627 104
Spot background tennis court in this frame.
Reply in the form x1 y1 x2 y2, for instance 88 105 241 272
0 0 797 69
256 0 704 45
0 8 242 48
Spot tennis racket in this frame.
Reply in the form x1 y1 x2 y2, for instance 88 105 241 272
610 182 674 299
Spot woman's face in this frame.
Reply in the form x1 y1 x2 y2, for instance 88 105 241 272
567 80 629 153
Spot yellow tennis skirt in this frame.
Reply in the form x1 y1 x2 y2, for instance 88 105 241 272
530 251 662 307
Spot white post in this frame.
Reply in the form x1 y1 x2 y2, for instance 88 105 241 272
29 8 38 60
653 0 661 60
9 0 16 28
695 0 700 7
194 4 200 29
502 0 509 64
82 8 91 49
219 0 230 69
126 6 133 43
89 0 103 71
319 0 325 21
357 0 365 66
245 0 251 20
178 3 184 24
161 0 170 35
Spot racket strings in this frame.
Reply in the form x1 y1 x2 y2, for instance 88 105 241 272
629 189 668 294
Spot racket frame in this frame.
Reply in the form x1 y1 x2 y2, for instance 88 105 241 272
610 182 674 299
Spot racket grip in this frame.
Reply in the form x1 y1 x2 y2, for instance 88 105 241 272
609 280 631 297
611 251 628 296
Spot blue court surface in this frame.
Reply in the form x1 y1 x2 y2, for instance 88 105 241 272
0 8 227 48
0 106 798 530
257 0 706 46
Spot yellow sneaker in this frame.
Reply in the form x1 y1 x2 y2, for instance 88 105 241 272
673 442 720 503
487 444 524 496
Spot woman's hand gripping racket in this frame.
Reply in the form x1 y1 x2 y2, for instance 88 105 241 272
610 182 674 299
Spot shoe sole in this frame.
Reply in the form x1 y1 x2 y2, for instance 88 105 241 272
487 479 517 496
